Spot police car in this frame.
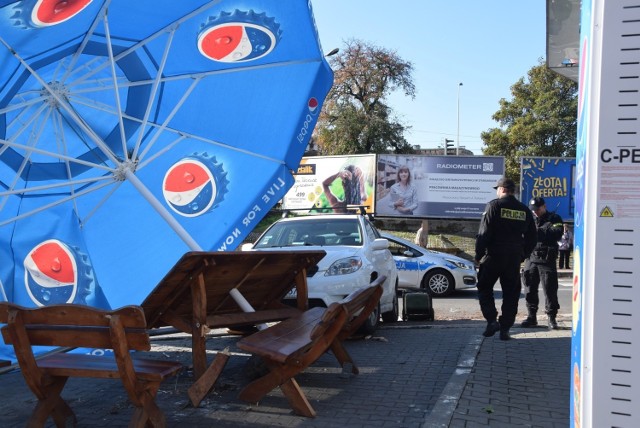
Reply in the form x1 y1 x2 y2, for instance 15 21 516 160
381 232 477 297
242 214 399 333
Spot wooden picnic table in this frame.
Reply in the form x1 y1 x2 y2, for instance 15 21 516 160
140 250 325 406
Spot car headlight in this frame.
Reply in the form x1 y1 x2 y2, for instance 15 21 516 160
445 258 474 270
325 257 363 276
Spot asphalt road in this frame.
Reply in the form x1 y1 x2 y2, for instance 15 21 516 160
397 277 573 323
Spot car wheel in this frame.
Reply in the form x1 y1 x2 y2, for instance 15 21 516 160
422 269 455 297
381 279 399 323
358 303 380 335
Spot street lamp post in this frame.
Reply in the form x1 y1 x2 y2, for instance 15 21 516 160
457 82 463 155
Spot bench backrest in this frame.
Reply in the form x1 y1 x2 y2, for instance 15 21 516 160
0 303 151 353
338 275 385 337
309 302 347 342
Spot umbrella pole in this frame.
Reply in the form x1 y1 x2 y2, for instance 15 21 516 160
124 173 264 322
124 170 202 251
229 289 268 330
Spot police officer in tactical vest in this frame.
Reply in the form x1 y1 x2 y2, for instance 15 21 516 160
520 197 564 329
475 178 537 340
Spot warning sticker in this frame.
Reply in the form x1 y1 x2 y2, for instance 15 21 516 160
600 206 614 217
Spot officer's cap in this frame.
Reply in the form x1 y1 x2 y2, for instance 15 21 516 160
493 177 515 190
529 197 545 208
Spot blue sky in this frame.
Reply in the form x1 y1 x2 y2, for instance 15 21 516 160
311 0 547 155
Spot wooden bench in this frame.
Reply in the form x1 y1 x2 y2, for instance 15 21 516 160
236 277 385 417
236 303 347 417
0 303 183 428
330 275 385 375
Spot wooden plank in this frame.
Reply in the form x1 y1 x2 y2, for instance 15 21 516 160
38 354 182 380
187 348 230 407
2 327 150 351
0 304 145 328
191 271 209 379
206 307 301 328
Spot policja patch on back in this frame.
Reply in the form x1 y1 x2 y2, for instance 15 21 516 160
500 208 526 221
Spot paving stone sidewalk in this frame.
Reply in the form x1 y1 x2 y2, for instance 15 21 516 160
0 319 571 427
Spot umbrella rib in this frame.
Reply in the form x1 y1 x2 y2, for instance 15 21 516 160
137 134 186 171
132 24 177 161
80 180 122 226
65 0 223 89
0 180 115 228
66 90 193 163
0 95 46 115
0 102 49 157
68 57 322 93
53 79 286 168
102 12 128 161
60 0 111 83
0 107 54 211
10 106 53 184
55 110 83 218
68 79 198 164
44 86 285 166
133 79 287 165
0 175 112 197
1 140 115 173
0 36 121 166
137 77 200 162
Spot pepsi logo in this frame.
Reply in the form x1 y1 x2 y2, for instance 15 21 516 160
308 97 319 115
198 22 277 62
296 97 322 144
24 240 78 306
163 158 218 217
31 0 93 27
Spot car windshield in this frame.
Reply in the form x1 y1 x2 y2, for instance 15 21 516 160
254 218 363 248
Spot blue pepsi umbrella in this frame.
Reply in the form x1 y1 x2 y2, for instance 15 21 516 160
0 0 332 329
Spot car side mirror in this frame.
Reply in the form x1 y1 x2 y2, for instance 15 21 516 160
372 238 389 251
240 243 254 251
403 250 415 257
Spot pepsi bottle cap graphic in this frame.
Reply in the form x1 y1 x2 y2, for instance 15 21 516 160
163 153 229 217
198 9 281 62
12 0 94 28
24 239 94 307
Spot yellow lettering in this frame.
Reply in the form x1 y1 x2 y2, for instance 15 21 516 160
501 208 526 221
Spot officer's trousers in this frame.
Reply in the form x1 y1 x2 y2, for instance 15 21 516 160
522 259 560 316
476 251 522 329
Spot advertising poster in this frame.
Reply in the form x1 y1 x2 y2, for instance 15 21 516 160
282 155 376 214
375 155 504 219
520 157 576 222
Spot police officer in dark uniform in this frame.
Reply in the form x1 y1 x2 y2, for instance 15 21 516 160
520 197 564 329
475 177 537 340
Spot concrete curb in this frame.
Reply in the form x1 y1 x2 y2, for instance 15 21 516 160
421 334 484 427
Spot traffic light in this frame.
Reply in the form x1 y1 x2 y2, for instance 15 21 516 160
444 138 454 155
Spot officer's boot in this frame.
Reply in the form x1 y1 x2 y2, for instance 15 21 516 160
548 314 559 330
520 308 538 328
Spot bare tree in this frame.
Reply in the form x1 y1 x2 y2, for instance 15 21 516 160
315 39 416 154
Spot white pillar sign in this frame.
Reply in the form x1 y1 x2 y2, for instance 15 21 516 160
573 1 640 426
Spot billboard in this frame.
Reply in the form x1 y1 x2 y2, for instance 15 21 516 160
375 155 504 219
520 157 576 222
282 155 376 213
